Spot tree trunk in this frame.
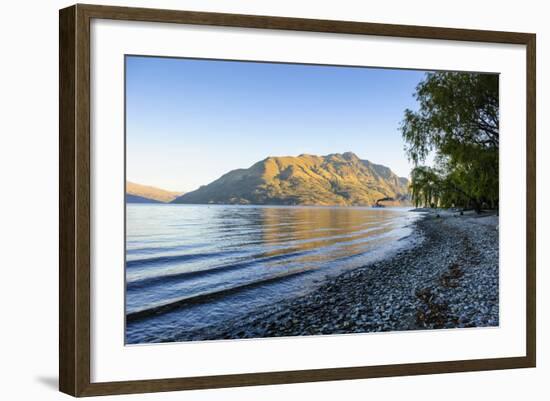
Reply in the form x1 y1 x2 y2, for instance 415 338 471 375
472 199 482 214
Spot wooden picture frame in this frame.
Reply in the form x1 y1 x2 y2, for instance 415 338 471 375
59 3 536 397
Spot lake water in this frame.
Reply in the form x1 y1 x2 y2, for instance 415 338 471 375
125 204 421 344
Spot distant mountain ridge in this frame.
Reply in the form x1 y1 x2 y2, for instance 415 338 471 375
173 152 409 206
126 181 182 203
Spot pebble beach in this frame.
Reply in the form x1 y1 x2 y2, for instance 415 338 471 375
168 210 499 342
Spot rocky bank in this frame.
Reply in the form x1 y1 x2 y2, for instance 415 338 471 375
169 210 499 342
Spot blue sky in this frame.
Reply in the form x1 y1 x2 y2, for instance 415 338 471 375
126 56 426 192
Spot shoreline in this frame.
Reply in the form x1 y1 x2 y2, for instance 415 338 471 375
166 209 499 342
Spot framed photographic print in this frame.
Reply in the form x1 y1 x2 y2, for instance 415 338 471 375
59 4 536 397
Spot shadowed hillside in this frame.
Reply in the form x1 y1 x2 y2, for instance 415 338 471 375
173 152 409 206
126 181 183 203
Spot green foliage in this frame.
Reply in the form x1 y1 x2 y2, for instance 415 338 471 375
401 72 499 210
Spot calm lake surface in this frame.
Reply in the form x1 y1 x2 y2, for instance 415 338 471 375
125 204 420 344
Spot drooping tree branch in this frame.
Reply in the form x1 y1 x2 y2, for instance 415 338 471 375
401 72 499 210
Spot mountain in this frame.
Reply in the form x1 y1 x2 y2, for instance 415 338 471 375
126 194 162 204
126 181 182 203
173 152 409 206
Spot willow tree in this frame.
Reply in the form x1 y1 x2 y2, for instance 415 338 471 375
401 72 499 211
409 166 442 208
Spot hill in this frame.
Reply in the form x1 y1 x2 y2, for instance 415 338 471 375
126 181 182 203
126 194 162 203
173 152 409 206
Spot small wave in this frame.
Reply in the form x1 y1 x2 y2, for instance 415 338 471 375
126 226 397 288
126 250 241 269
126 269 313 322
126 247 315 290
127 242 210 256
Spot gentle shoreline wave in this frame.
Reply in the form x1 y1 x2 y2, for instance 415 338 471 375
125 204 421 343
158 211 499 343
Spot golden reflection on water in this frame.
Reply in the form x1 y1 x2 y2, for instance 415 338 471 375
258 207 396 262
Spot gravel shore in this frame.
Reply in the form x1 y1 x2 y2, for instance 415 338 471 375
172 210 499 341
